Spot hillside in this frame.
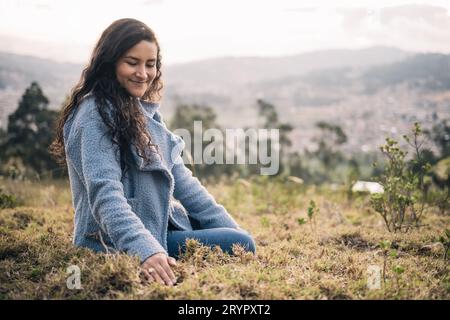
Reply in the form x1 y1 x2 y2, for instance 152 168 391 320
1 47 449 153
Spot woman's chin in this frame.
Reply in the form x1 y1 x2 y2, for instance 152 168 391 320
127 89 146 98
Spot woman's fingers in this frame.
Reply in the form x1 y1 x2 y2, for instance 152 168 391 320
149 266 166 285
142 269 155 283
167 257 178 283
168 257 177 266
153 264 174 286
162 259 177 284
141 254 178 286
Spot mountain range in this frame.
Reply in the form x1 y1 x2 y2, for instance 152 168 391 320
1 46 449 153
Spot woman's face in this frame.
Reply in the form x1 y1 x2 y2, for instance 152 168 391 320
116 40 158 98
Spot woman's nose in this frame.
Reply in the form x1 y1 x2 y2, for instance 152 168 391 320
135 66 147 79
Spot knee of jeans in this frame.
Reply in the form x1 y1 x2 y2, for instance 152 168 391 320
234 229 256 254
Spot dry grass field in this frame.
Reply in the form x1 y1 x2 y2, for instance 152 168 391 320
0 177 448 299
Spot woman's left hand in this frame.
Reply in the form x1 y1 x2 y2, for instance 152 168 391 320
141 253 177 286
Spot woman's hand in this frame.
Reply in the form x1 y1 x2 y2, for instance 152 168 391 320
141 253 177 286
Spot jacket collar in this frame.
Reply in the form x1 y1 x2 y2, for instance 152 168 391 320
138 99 159 119
132 103 185 173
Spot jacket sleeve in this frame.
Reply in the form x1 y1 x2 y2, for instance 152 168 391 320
171 158 239 230
65 108 166 263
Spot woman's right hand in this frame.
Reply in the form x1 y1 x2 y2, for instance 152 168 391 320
141 253 177 286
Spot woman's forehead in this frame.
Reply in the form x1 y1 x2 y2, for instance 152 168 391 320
123 40 158 60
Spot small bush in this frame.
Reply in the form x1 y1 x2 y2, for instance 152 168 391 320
370 123 430 232
0 189 18 209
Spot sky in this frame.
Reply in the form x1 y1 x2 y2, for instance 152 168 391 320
1 0 450 65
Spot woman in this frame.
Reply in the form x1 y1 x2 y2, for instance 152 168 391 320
50 18 256 287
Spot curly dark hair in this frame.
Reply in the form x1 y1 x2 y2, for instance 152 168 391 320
50 18 163 173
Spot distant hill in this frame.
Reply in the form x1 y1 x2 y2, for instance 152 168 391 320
0 52 82 127
0 46 410 119
253 53 450 105
163 46 410 88
1 47 449 154
362 53 450 93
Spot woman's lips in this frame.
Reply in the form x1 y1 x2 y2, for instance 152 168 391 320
130 79 147 84
129 81 147 89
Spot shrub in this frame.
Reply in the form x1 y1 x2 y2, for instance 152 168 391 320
370 123 430 232
0 188 18 209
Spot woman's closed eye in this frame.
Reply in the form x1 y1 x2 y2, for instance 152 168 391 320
126 61 155 68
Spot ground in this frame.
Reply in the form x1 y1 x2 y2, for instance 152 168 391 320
0 177 448 299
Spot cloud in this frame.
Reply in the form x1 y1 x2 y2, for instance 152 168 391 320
379 4 450 28
284 7 318 13
338 4 450 53
0 34 91 64
140 0 164 5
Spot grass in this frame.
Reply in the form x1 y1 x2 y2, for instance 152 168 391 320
0 177 448 299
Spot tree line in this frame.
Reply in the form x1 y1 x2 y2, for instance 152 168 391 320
0 82 448 189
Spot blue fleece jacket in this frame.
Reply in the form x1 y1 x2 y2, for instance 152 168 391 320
63 95 239 262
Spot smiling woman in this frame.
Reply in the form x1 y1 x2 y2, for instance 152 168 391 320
116 40 158 98
49 18 256 288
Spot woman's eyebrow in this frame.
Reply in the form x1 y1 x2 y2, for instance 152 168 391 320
124 56 157 62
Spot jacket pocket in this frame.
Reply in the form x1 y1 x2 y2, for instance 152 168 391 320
169 198 193 230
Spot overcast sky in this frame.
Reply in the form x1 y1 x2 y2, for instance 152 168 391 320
1 0 450 65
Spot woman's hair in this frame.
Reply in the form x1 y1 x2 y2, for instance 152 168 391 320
50 18 163 172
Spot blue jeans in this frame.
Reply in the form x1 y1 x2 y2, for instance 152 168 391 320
167 227 256 258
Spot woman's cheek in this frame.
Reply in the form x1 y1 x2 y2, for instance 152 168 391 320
149 70 157 82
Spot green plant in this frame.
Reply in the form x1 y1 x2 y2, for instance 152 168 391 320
306 200 319 233
438 229 450 260
370 123 431 232
379 240 391 285
260 216 270 228
379 240 402 289
0 188 18 209
392 264 405 294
